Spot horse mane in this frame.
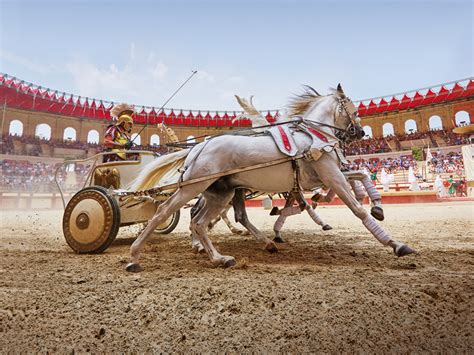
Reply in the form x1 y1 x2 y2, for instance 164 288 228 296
287 85 324 117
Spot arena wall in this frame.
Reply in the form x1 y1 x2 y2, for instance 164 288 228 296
2 99 473 145
1 107 234 145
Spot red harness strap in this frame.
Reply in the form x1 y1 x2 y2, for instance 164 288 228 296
306 127 328 142
277 126 292 152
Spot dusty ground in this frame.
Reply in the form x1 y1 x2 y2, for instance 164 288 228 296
0 201 473 353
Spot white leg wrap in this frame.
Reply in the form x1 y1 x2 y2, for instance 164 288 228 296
305 205 324 226
360 175 382 204
362 216 391 245
349 180 366 203
280 206 301 217
273 215 287 232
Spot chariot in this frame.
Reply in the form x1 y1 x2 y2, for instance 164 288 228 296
55 150 181 253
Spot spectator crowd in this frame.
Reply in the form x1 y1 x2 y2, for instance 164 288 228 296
343 129 469 157
0 127 469 193
0 159 86 192
344 136 391 155
1 134 169 157
427 151 464 175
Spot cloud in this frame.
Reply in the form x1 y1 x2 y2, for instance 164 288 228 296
0 49 60 75
150 61 168 81
65 61 139 99
1 47 258 110
196 70 215 83
64 45 171 104
228 76 244 83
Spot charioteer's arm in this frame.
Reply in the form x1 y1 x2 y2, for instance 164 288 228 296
104 140 132 150
104 136 127 149
104 127 133 149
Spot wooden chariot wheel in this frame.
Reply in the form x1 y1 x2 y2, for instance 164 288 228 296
153 209 180 234
63 186 121 253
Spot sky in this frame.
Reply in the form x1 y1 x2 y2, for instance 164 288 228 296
0 0 472 113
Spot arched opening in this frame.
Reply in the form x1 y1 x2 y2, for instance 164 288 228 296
150 134 160 146
63 127 77 141
187 135 196 143
428 115 443 131
131 133 141 145
87 130 100 144
362 125 373 139
35 123 51 140
382 122 394 137
455 111 470 126
404 119 417 134
8 120 23 137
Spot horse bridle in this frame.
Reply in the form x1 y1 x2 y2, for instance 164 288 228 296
302 95 364 143
334 96 364 141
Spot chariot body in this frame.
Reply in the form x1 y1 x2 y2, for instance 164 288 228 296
55 88 408 263
56 150 181 253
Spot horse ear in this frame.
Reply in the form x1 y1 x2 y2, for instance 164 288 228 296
336 83 345 98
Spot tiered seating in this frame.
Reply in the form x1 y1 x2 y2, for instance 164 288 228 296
399 138 431 150
434 136 447 147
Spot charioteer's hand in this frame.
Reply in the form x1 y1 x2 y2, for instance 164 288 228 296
124 141 133 150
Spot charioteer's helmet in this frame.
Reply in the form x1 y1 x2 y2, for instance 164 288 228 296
111 103 134 130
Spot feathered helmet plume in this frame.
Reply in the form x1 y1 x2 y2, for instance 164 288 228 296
111 103 135 125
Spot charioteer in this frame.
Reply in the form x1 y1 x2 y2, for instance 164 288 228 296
103 103 136 162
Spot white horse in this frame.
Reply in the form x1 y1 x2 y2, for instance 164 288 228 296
190 95 384 246
232 94 385 221
126 84 416 272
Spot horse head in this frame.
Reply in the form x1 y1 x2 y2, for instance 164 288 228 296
292 84 364 143
333 84 365 142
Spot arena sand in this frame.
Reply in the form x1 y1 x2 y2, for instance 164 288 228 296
1 202 473 353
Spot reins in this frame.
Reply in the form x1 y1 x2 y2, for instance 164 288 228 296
165 119 303 147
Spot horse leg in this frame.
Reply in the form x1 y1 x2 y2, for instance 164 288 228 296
218 205 247 235
232 189 278 252
270 195 295 243
207 214 222 231
127 181 214 272
348 179 366 204
358 173 384 221
306 205 333 231
273 206 301 243
191 190 238 267
316 161 416 257
311 188 336 207
190 196 205 253
344 171 384 221
192 199 243 254
292 190 332 231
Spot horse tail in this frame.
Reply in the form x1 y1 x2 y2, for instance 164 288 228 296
127 149 190 191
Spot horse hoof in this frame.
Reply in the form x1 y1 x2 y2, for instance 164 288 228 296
223 258 236 268
311 192 322 203
273 236 285 243
126 263 143 273
322 224 333 231
266 242 279 253
269 207 279 216
371 206 384 221
394 244 417 257
192 246 205 254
